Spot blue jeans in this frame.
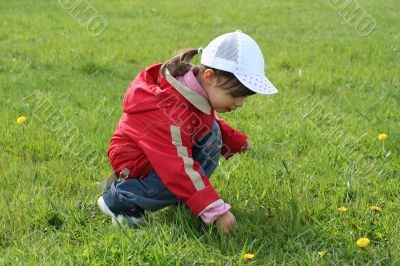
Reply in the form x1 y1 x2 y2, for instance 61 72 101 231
102 121 222 216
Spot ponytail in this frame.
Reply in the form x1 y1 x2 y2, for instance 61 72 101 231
160 48 199 77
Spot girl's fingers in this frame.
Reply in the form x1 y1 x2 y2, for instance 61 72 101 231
242 141 252 152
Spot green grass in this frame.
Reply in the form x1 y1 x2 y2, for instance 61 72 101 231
1 0 399 264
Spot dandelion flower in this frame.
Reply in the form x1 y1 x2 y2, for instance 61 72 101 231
243 253 255 261
318 251 326 257
356 237 370 248
17 116 27 124
370 205 382 212
378 133 388 141
209 258 215 264
337 207 348 213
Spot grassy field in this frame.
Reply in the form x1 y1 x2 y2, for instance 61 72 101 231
1 0 399 264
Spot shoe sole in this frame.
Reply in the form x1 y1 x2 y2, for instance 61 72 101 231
97 196 116 218
97 196 143 226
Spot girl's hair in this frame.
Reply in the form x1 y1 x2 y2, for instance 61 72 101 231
161 48 256 97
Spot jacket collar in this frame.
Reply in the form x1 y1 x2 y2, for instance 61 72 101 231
164 69 212 115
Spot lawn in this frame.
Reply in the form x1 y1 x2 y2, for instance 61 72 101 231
1 0 399 264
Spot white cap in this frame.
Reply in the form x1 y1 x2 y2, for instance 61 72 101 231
200 30 278 95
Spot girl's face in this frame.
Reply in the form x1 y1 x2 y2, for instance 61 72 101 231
199 69 248 113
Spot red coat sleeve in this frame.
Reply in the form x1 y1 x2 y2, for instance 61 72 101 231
137 121 224 216
215 116 248 159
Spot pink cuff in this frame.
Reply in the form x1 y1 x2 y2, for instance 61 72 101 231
201 203 231 224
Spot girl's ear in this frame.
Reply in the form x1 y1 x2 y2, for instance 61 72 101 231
202 69 216 84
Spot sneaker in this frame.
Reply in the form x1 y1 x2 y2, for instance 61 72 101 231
97 196 144 226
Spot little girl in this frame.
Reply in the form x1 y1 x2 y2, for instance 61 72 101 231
98 30 278 233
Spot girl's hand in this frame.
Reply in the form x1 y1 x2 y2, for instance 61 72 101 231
241 140 252 152
215 211 236 233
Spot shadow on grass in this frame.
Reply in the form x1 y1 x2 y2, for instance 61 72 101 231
143 197 322 262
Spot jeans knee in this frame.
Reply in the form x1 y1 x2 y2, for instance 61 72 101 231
203 121 222 157
211 121 222 146
192 121 222 176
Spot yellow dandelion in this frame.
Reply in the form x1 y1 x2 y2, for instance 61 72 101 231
356 237 371 248
209 258 215 264
378 133 388 141
17 116 27 124
318 251 326 257
370 205 382 212
337 207 348 213
243 253 255 261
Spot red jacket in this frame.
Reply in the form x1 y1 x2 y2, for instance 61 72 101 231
108 64 248 216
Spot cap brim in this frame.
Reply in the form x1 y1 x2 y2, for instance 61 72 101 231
235 73 278 95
